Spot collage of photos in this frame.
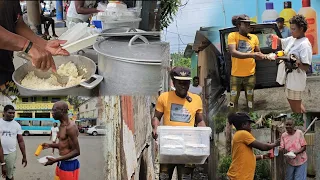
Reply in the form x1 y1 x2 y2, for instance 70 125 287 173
0 0 320 180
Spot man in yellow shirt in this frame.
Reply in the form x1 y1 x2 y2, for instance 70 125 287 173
227 112 280 180
228 14 268 112
152 67 206 180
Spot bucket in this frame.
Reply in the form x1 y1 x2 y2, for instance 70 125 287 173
93 35 169 95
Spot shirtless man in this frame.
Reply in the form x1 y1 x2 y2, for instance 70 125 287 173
42 101 80 180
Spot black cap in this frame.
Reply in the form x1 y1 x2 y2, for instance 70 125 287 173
276 17 285 23
228 112 256 124
170 67 192 80
232 14 255 26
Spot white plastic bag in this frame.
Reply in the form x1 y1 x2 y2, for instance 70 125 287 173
276 60 286 85
97 2 108 12
59 23 89 46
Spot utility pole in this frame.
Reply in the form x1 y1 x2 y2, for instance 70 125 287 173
55 0 66 27
26 1 41 33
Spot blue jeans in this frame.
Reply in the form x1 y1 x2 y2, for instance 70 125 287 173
285 162 307 180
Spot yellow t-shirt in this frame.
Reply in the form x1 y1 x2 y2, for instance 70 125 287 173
227 130 256 180
155 91 203 126
228 32 259 77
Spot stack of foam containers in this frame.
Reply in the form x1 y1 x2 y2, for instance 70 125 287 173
157 126 212 164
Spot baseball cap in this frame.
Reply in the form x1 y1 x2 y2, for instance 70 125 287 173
276 17 285 23
228 112 256 124
232 14 255 25
170 67 192 80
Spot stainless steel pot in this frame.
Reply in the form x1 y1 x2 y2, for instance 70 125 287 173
94 34 169 95
12 54 103 96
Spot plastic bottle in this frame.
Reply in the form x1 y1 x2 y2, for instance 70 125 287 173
279 1 296 27
274 146 279 156
34 144 43 156
298 0 318 55
271 34 279 50
262 2 279 24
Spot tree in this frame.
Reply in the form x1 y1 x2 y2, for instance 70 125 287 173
171 52 191 68
67 96 87 111
160 0 181 30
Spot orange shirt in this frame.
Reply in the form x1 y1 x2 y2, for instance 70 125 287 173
227 130 256 180
155 91 202 126
228 32 259 77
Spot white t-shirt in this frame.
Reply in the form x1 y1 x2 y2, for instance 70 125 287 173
67 1 97 21
189 85 202 95
281 36 312 91
51 127 59 140
0 118 23 154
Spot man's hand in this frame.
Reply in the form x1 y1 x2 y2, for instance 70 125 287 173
42 143 51 149
1 164 6 178
45 40 69 56
152 128 158 140
44 157 56 166
22 157 27 167
263 154 271 159
28 43 57 72
254 52 267 60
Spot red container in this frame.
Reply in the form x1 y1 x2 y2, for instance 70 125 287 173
272 35 278 50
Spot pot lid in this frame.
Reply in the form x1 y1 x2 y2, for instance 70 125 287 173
93 35 167 63
100 27 160 38
101 27 144 34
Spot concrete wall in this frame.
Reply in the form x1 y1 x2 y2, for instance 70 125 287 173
198 44 219 88
251 128 271 143
102 96 156 180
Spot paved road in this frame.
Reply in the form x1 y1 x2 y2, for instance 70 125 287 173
12 134 105 180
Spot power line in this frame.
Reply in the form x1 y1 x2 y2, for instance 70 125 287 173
163 31 195 37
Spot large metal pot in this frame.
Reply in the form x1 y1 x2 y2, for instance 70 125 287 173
93 34 169 95
13 55 103 96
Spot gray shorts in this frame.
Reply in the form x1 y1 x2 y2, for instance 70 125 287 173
4 151 17 179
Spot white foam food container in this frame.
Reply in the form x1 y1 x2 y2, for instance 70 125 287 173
37 155 55 165
157 126 212 164
62 34 99 54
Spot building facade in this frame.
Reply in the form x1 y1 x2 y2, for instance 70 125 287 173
14 96 74 120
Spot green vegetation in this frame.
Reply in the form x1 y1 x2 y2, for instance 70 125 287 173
160 0 181 30
213 113 227 141
171 52 191 68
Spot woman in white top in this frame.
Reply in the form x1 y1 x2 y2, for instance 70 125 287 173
275 15 312 113
66 0 100 28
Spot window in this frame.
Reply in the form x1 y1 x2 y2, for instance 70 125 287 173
31 97 36 102
42 97 49 102
32 121 41 126
22 98 28 102
86 104 88 109
41 121 54 126
51 97 61 103
16 120 30 126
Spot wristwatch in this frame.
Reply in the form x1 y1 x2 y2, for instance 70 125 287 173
1 162 5 166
